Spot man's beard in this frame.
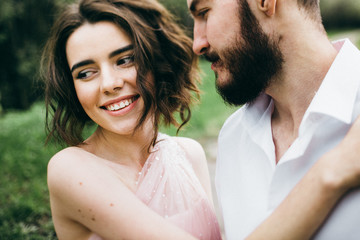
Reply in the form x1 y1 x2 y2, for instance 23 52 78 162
211 0 284 106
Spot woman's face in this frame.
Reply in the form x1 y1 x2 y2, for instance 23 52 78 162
66 21 144 135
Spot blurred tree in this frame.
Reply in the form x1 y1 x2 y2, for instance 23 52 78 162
320 0 360 29
0 0 58 111
0 0 358 112
159 0 193 35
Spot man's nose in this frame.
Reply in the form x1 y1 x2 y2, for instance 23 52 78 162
192 22 209 55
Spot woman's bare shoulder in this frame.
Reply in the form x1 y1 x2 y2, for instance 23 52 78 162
171 136 206 165
48 147 94 182
46 145 124 205
48 147 94 197
48 146 85 165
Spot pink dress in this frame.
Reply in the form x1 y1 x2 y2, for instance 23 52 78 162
89 134 222 240
135 134 221 239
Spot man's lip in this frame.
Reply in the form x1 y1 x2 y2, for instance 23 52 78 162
211 59 220 70
101 94 139 108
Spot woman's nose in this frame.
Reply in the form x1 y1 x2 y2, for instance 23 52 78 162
100 67 124 94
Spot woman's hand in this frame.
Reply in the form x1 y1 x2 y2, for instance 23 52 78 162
247 115 360 240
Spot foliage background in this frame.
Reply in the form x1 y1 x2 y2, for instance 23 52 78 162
0 0 359 238
1 0 360 112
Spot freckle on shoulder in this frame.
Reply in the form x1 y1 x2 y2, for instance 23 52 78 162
47 147 95 197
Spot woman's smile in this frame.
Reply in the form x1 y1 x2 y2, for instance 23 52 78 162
101 94 140 116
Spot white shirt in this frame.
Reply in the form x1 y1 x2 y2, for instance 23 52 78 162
216 39 360 240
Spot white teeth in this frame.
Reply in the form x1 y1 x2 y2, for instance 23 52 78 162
105 97 135 111
113 104 120 110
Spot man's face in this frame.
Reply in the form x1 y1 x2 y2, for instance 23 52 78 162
188 0 284 105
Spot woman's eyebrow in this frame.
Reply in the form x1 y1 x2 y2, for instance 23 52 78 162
70 45 134 73
109 44 134 58
71 59 95 73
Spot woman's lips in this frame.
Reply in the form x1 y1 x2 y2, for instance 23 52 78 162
104 95 138 111
101 95 140 116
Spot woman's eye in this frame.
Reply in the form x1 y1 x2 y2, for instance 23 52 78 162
76 70 94 79
116 55 134 66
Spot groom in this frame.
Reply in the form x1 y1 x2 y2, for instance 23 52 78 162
187 0 360 239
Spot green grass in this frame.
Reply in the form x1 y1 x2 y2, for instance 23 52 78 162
0 104 59 239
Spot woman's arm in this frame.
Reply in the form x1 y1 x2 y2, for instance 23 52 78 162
48 147 197 240
247 116 360 240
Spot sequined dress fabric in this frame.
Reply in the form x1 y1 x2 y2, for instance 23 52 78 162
135 134 221 239
90 134 221 240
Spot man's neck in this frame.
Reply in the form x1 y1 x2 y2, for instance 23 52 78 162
266 32 338 163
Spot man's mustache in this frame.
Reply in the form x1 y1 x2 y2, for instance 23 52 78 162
204 51 220 63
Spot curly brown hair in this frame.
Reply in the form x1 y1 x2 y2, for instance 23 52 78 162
41 0 200 147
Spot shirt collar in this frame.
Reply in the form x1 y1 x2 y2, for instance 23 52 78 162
242 93 272 131
305 39 360 124
242 39 360 130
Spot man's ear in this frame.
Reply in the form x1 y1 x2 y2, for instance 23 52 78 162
257 0 277 17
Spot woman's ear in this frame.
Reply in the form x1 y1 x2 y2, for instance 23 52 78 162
257 0 277 17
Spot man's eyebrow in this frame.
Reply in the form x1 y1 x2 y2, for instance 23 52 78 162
189 0 201 14
71 60 95 73
109 44 133 58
